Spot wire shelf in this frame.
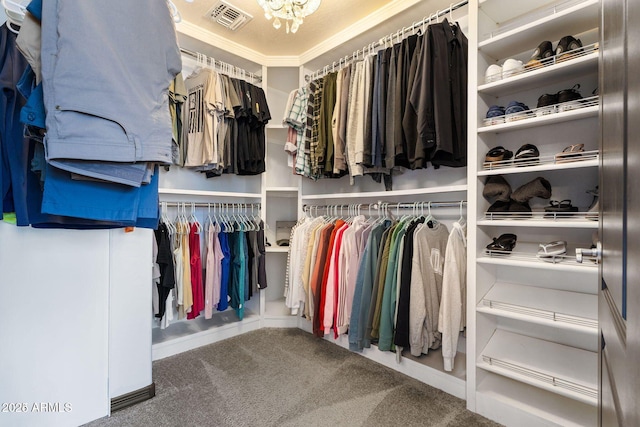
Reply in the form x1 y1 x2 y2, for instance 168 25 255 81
483 246 597 266
480 0 592 42
483 96 599 127
482 149 598 171
480 299 598 329
483 43 599 85
481 210 598 222
481 356 598 400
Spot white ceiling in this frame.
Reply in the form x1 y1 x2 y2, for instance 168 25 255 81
174 0 393 57
173 0 468 71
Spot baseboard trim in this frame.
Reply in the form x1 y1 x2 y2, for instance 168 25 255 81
111 383 156 413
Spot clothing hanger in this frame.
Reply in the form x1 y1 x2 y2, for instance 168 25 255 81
161 202 177 236
457 201 467 226
424 202 437 228
189 202 202 233
167 0 182 23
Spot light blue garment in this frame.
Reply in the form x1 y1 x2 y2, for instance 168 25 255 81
348 222 389 351
40 0 181 166
348 238 371 352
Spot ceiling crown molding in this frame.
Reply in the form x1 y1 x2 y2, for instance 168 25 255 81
176 20 268 65
176 0 425 67
298 0 423 64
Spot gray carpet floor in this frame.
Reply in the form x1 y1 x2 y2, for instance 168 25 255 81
86 328 501 427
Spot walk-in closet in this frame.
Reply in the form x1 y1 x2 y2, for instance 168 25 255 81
1 0 637 426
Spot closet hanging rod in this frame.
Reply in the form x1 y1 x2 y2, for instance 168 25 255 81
160 202 261 209
303 201 467 211
179 47 262 83
305 0 469 81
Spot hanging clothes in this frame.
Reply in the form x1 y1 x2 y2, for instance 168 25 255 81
285 207 465 371
438 221 467 371
187 223 204 320
286 21 467 188
154 222 176 321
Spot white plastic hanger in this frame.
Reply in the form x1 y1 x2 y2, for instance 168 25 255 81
458 201 467 226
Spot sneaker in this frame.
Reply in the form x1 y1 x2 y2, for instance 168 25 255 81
502 58 524 79
526 40 554 70
485 64 503 83
536 93 559 116
485 105 506 125
555 35 583 62
557 84 583 112
505 101 532 122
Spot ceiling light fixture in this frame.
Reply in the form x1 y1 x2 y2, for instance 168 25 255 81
256 0 321 34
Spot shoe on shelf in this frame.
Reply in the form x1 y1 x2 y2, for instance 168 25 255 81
512 176 552 203
483 175 512 202
555 35 583 62
555 143 585 163
536 92 559 116
526 40 554 70
487 199 511 213
485 64 503 83
537 240 567 262
502 58 524 79
485 105 506 125
544 199 579 217
505 101 532 122
513 143 540 165
557 84 583 111
486 233 518 253
485 146 513 164
508 199 533 218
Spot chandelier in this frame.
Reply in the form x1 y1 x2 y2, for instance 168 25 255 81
256 0 322 33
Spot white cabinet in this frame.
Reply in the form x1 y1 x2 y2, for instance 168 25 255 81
469 1 600 425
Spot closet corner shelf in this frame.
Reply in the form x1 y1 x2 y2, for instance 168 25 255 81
159 188 262 199
266 246 289 253
264 299 295 318
477 329 598 406
300 185 468 201
478 0 599 59
477 282 598 334
477 212 598 229
478 51 598 97
266 124 288 130
477 153 599 176
477 242 598 272
265 187 298 197
478 104 599 134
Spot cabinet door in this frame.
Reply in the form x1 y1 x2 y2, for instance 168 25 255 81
599 0 640 425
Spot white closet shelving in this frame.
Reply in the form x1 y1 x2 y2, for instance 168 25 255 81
469 0 600 425
261 65 301 327
476 282 598 333
152 53 267 360
478 329 597 405
293 4 471 398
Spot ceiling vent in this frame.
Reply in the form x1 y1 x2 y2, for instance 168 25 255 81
206 1 253 31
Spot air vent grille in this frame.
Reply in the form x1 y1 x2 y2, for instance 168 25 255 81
206 1 253 31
